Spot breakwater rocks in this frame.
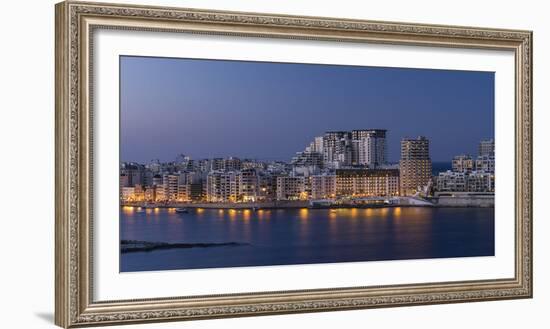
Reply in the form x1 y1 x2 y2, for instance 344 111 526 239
120 240 249 253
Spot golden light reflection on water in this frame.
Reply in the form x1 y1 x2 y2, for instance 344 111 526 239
299 208 309 221
124 206 409 223
122 206 135 216
242 209 251 221
393 207 402 218
257 209 272 221
391 207 433 255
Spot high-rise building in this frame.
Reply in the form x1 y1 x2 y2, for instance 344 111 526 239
298 130 387 169
479 139 495 157
352 129 387 168
313 136 324 154
323 131 352 168
400 136 432 196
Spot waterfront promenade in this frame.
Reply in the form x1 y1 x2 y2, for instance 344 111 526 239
121 194 494 210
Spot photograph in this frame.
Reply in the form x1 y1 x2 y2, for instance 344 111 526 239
119 56 496 272
50 1 534 327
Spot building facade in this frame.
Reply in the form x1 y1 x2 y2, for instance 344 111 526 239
162 174 179 201
475 155 495 173
436 171 467 192
311 174 337 199
352 129 387 168
437 170 494 193
400 136 432 196
322 131 352 168
276 176 306 200
206 171 238 202
335 169 399 197
237 169 259 202
291 150 324 168
452 155 475 173
466 171 495 192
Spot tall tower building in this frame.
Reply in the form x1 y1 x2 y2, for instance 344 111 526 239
313 136 324 154
323 131 352 168
400 136 432 196
352 129 387 168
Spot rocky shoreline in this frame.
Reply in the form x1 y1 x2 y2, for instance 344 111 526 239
120 240 249 253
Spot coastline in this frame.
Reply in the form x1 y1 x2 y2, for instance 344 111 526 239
121 198 494 210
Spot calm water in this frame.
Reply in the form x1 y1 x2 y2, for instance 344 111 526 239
120 207 494 272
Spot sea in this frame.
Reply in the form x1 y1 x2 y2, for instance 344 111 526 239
120 206 494 272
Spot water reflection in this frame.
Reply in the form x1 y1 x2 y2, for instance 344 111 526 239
120 207 495 272
228 209 237 221
242 209 251 221
122 206 135 216
299 208 309 221
393 207 402 218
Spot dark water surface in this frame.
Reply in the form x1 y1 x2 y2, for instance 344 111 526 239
120 207 494 272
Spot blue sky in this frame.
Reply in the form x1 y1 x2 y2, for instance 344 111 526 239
120 56 494 163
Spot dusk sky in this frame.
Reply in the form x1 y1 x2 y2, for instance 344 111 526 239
120 56 494 163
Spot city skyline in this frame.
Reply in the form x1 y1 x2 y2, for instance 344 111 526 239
121 56 495 163
120 135 494 204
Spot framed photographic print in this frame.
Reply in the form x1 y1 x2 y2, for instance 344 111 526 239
55 1 533 327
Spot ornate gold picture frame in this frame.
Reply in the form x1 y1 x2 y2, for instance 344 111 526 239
55 1 532 327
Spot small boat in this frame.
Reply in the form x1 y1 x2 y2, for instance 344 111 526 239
175 208 189 214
